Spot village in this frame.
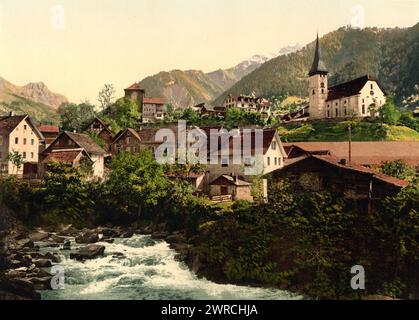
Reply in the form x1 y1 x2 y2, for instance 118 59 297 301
1 34 418 213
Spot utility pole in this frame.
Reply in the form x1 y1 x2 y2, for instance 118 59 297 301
348 123 352 163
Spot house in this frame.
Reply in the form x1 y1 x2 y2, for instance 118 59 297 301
41 131 107 179
192 103 226 117
165 172 207 193
38 125 60 147
223 94 271 117
209 174 253 202
111 127 164 155
273 153 409 213
124 82 167 123
283 142 419 170
142 98 167 123
84 117 113 151
308 34 386 119
42 148 93 171
0 113 44 176
205 128 288 181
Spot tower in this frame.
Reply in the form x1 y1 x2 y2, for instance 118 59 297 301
308 34 328 119
124 83 145 113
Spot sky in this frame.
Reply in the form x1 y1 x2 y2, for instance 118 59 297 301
0 0 418 104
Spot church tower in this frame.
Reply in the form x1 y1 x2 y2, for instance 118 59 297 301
308 34 328 119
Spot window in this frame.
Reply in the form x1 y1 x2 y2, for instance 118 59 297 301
312 90 315 95
335 109 338 117
267 157 271 166
362 105 366 114
24 125 27 130
23 152 26 159
344 108 347 116
15 137 19 144
321 89 324 94
244 157 252 167
327 110 330 118
370 84 373 90
221 158 228 167
23 138 27 145
274 157 278 166
320 82 325 88
271 141 276 150
31 152 34 159
31 139 34 145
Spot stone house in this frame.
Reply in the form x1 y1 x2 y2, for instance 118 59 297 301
0 113 44 176
41 131 107 179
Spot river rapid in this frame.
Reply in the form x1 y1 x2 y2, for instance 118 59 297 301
39 234 301 300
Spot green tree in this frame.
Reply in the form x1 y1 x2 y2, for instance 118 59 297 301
380 97 400 125
379 160 416 182
59 102 96 132
105 98 141 128
7 151 23 175
106 150 168 217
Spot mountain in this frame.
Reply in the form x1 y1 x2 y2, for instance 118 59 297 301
0 77 65 123
139 46 302 109
214 23 419 108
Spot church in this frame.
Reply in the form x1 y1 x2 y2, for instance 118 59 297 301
308 34 387 120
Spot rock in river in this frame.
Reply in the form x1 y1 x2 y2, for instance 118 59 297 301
75 231 100 244
70 245 105 261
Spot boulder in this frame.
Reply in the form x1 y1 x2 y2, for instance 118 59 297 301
70 245 105 261
32 259 52 268
75 231 100 244
62 241 71 251
49 234 66 244
0 277 41 300
13 239 34 251
44 252 60 263
166 234 186 244
28 277 53 290
28 232 50 242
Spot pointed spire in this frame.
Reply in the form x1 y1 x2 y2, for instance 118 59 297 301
309 33 328 76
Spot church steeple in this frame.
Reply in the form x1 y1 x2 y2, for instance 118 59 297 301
309 33 328 76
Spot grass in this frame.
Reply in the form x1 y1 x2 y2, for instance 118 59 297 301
278 121 419 142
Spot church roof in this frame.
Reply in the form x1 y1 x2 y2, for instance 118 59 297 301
308 34 328 76
326 75 385 102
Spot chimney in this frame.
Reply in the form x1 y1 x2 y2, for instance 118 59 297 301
9 111 15 117
339 159 347 165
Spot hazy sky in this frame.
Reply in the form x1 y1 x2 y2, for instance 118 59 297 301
0 0 418 103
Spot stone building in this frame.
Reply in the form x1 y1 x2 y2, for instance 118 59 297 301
308 34 386 119
0 113 44 176
124 83 167 123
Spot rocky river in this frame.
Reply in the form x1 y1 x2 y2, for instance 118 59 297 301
1 228 301 300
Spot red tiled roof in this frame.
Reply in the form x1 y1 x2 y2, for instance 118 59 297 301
38 125 59 133
283 142 419 167
143 97 166 105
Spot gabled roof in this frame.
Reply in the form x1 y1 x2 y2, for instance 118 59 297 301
85 117 112 134
62 132 106 155
210 175 251 186
326 75 386 102
309 34 328 76
282 153 409 188
42 148 92 164
0 114 44 140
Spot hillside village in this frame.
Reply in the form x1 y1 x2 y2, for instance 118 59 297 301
1 34 418 209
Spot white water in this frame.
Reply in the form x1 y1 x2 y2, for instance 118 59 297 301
40 235 300 300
